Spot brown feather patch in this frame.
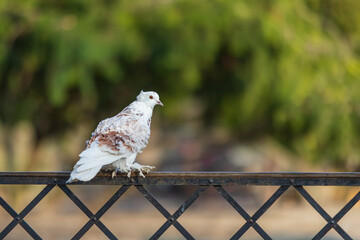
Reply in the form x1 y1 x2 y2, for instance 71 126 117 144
87 131 132 152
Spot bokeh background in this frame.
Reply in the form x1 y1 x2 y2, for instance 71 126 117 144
1 0 360 239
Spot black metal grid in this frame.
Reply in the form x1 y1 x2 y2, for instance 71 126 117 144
0 172 360 239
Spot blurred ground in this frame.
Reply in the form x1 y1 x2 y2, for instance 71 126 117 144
1 184 359 240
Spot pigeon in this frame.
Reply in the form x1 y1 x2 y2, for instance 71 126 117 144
67 90 163 183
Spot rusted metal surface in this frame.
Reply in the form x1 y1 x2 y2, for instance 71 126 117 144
0 171 360 185
0 172 360 239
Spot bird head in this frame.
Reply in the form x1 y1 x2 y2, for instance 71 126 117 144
137 90 164 108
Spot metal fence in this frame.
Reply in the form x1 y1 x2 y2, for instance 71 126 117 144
0 172 360 240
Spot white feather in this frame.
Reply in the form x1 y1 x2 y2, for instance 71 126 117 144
67 166 101 182
75 146 116 168
67 145 121 183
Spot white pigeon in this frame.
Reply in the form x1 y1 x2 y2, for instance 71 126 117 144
67 90 163 183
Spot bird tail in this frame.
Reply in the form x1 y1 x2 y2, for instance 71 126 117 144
67 166 102 183
67 146 120 183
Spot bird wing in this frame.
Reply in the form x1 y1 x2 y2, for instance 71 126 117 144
87 101 150 155
91 131 135 155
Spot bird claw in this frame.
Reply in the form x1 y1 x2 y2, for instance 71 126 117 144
141 166 155 174
138 170 145 178
101 168 113 174
110 164 154 178
130 164 155 178
111 168 121 178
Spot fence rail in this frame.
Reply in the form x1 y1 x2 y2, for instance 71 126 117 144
1 172 360 240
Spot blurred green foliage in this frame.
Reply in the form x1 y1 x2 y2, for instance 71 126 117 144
1 0 360 168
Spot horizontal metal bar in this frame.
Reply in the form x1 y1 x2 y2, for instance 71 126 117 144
0 172 360 186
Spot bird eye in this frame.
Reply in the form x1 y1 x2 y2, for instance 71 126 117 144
149 95 153 99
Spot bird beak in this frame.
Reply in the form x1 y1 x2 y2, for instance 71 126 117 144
157 100 164 106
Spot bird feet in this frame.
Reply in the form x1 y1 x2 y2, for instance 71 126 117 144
112 168 119 179
100 168 114 174
109 164 155 178
100 167 119 178
110 167 129 178
130 163 155 178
